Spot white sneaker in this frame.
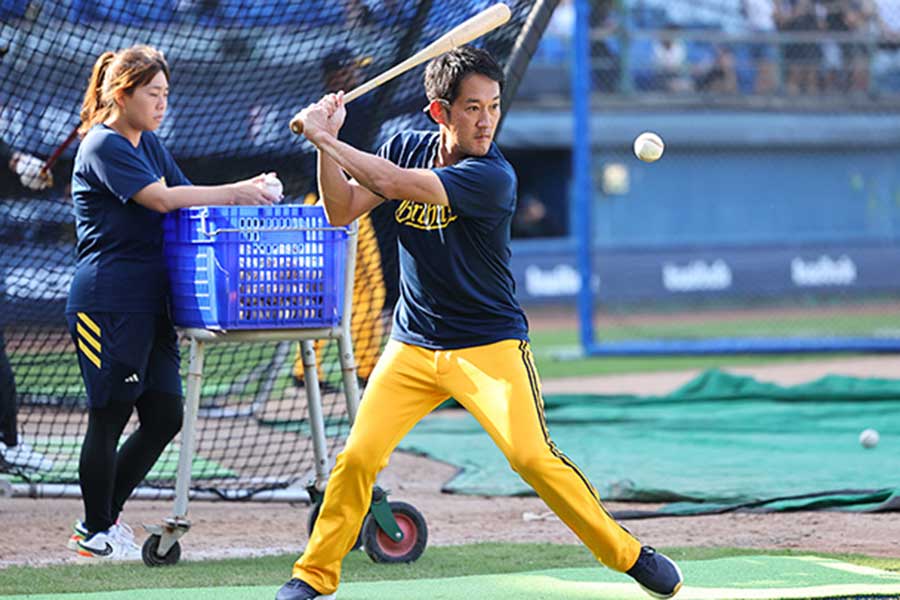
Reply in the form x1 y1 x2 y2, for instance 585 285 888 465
111 521 139 550
69 519 138 552
67 520 89 551
0 441 53 471
77 527 141 561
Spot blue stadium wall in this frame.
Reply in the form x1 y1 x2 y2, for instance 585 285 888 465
500 110 900 306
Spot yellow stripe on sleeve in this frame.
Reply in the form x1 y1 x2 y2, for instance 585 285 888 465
78 339 101 369
76 323 101 353
77 312 101 337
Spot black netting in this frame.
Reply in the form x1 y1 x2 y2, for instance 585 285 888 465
0 0 550 498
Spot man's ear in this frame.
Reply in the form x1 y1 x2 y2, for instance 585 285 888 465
427 99 449 125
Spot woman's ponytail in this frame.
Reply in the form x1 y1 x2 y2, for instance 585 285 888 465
78 51 116 136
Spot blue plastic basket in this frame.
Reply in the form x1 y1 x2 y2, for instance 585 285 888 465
163 205 348 330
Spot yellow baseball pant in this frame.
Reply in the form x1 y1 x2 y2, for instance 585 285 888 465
293 338 641 593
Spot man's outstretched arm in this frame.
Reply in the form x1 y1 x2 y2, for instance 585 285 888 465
300 93 448 226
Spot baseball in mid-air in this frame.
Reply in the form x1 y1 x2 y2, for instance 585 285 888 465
859 428 879 449
263 172 284 200
633 132 665 163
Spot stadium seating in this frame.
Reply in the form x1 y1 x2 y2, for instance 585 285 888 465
68 0 177 24
0 0 28 19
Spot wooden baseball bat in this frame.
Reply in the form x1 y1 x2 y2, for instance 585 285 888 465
290 2 511 136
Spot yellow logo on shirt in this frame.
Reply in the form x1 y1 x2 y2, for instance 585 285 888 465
159 176 166 186
395 200 458 231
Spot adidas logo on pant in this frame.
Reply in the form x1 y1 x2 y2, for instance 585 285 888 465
124 373 140 384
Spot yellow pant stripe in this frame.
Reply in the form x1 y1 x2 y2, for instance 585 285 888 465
77 312 101 337
76 323 101 353
78 339 101 369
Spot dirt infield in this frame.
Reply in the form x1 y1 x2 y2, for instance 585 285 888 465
2 441 899 567
3 354 898 568
542 355 900 396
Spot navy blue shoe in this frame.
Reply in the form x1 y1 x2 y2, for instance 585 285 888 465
275 578 335 600
626 546 684 599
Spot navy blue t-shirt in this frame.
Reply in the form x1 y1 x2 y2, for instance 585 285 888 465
379 130 529 349
67 125 191 314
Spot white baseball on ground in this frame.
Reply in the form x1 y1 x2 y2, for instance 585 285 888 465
859 428 879 449
633 132 665 163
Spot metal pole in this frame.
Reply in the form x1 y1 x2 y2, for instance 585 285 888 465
173 337 204 519
300 339 331 491
149 336 204 556
12 483 312 503
339 221 361 424
573 0 595 353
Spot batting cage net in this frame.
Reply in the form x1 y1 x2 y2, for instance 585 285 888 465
0 0 554 498
565 0 900 355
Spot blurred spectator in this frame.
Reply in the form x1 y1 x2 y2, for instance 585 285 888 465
362 0 414 27
872 0 900 91
292 43 418 390
344 0 372 25
0 133 53 473
512 193 565 239
593 0 622 93
0 138 53 192
843 0 878 92
547 0 575 40
317 45 425 149
175 0 217 19
696 46 740 93
742 0 778 93
322 50 374 120
534 0 574 63
652 28 694 92
775 0 824 94
875 0 900 44
0 328 51 471
819 0 844 91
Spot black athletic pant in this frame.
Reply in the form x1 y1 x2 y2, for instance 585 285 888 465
0 330 17 448
79 389 183 534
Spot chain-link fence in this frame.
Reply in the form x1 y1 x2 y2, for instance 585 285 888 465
0 0 551 495
557 0 900 353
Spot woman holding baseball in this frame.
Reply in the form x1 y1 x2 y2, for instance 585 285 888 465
66 44 280 560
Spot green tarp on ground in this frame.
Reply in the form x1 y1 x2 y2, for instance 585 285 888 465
7 441 235 484
399 370 900 515
6 556 900 599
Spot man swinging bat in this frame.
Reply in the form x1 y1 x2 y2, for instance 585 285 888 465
276 43 683 600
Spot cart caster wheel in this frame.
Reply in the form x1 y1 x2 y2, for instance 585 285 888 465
308 502 363 551
362 501 427 563
142 534 181 567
